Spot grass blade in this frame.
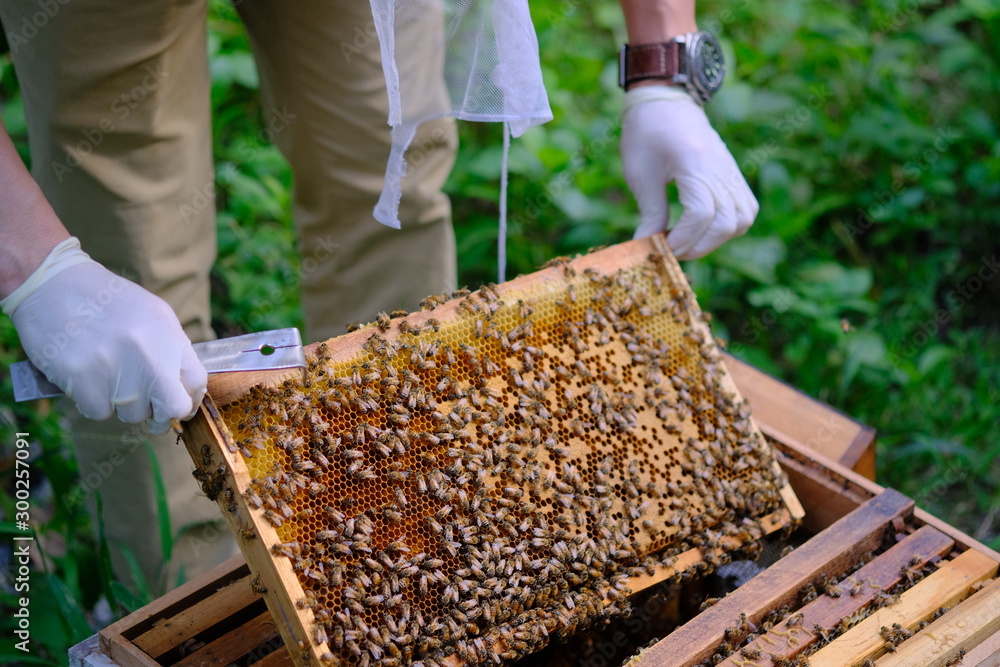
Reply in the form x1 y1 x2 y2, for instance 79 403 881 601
143 440 174 564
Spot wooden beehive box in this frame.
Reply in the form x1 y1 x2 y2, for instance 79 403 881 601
172 236 806 666
91 355 1000 667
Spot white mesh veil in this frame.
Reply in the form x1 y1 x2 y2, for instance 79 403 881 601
369 0 552 231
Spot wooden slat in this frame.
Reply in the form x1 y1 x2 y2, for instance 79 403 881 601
723 353 877 479
776 445 872 534
914 508 1000 563
962 628 1000 666
102 636 158 667
718 524 955 665
631 488 914 667
100 554 247 641
99 554 249 667
878 576 1000 667
132 574 255 658
809 548 999 667
772 436 1000 563
624 508 791 593
180 397 317 666
172 610 282 667
252 646 296 667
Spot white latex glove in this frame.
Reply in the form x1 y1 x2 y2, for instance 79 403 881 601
621 85 759 259
2 238 207 434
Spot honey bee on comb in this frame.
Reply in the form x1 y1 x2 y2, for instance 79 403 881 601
206 238 800 667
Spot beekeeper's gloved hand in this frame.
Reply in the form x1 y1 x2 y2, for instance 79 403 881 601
621 85 758 259
2 237 207 434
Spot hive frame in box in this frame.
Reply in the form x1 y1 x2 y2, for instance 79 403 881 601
179 236 804 666
92 351 1000 667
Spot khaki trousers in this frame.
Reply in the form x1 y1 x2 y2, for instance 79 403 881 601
2 0 458 591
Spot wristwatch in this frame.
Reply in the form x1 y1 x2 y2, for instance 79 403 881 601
618 31 725 104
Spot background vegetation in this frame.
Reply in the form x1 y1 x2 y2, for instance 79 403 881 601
1 0 998 661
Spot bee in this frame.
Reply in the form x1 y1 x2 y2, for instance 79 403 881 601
387 469 408 483
393 487 408 507
398 320 421 336
944 650 966 667
385 539 410 554
276 499 294 518
262 510 283 527
244 487 263 509
271 541 301 560
250 574 267 594
237 521 257 541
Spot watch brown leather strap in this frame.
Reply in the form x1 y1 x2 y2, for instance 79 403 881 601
621 42 682 90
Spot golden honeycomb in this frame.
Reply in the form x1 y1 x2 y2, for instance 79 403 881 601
201 239 797 667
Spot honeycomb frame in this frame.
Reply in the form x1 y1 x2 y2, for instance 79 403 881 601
182 235 803 667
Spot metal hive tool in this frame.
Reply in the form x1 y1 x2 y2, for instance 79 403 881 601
183 236 804 667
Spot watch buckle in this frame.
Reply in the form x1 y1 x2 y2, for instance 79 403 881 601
618 44 627 89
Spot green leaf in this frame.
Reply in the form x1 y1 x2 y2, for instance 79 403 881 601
713 236 787 284
209 51 259 89
960 0 1000 20
841 331 888 393
144 440 173 565
0 654 51 665
110 580 149 614
917 345 955 376
118 545 153 607
747 285 799 312
41 573 92 642
0 521 31 535
795 263 873 300
94 493 119 613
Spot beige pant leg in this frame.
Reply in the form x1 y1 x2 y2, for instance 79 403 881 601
1 0 235 591
235 0 459 342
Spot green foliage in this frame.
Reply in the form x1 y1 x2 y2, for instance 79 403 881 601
0 0 998 662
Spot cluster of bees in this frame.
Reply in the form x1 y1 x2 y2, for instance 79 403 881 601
210 249 793 666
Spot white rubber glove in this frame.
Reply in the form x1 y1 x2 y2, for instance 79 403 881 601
621 85 759 259
2 238 207 434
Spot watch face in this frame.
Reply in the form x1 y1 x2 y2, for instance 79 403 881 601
690 32 725 101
